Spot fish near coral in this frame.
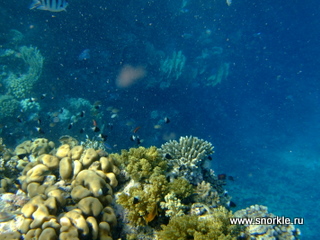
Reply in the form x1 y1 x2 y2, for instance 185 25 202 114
145 203 158 224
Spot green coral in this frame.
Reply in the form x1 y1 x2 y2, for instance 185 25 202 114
117 174 168 226
113 146 167 182
157 206 246 240
0 95 20 120
114 147 171 226
168 177 193 199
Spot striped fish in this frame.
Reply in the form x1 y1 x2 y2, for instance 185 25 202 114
29 0 68 12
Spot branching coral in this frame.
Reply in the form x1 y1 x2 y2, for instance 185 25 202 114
193 181 220 208
112 146 167 182
117 174 168 226
157 206 246 240
234 205 301 239
3 46 44 99
159 136 214 184
160 192 186 218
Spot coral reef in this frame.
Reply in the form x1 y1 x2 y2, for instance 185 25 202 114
0 136 302 239
3 45 44 99
234 205 301 239
1 139 120 239
156 206 246 240
159 136 214 184
0 95 20 121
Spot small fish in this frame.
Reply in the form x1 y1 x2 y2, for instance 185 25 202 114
145 204 158 224
91 126 100 132
29 0 69 12
40 93 47 99
92 119 97 127
226 0 232 6
79 128 85 133
218 174 227 180
68 123 73 129
79 111 85 117
133 197 139 204
99 133 108 141
28 97 36 102
165 153 172 159
17 116 23 123
111 113 118 119
37 119 42 125
130 135 137 141
208 155 212 160
164 117 170 123
228 176 234 181
228 201 236 208
94 105 100 110
78 49 90 61
133 126 141 133
35 127 44 134
130 135 141 144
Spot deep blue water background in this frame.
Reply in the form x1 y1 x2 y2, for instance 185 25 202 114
1 0 320 239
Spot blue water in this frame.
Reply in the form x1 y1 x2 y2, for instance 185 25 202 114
1 0 319 239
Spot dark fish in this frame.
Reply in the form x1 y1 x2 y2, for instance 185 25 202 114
79 111 85 117
107 123 113 130
29 97 36 102
37 119 41 125
35 127 45 134
79 128 85 133
17 116 23 123
94 105 100 110
218 174 227 180
208 155 212 160
68 123 73 129
29 0 69 12
99 133 108 141
40 93 47 99
165 153 172 159
228 176 234 181
228 201 236 208
133 197 139 204
59 108 64 113
130 135 141 144
17 153 28 159
91 126 100 132
164 117 170 123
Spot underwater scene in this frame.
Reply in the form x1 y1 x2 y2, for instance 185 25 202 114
0 0 318 239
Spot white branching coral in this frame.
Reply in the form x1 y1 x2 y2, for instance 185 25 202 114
159 136 214 184
160 193 185 218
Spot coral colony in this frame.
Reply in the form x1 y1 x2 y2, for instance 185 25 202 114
0 136 300 239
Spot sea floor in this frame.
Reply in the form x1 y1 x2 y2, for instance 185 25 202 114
223 148 319 240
